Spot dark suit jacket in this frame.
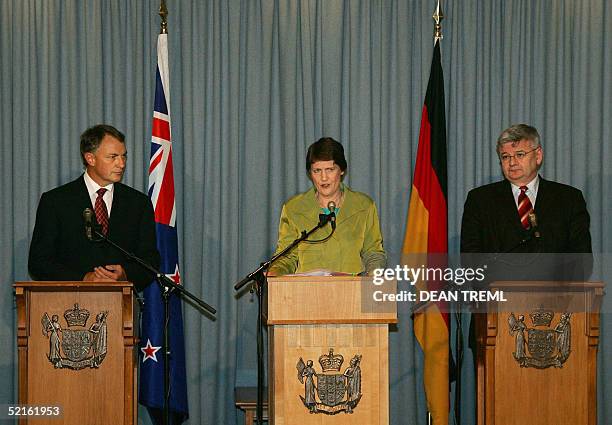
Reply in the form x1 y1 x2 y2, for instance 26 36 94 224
28 176 160 291
461 177 592 254
461 178 593 357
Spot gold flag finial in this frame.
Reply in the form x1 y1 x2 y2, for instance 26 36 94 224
159 0 168 34
433 0 443 42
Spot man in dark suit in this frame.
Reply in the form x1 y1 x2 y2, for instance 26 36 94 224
459 127 593 423
28 124 160 291
461 124 591 256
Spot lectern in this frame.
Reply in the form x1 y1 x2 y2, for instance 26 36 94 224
14 281 137 425
266 276 397 425
475 281 604 425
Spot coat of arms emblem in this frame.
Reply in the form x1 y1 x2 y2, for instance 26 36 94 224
41 304 109 370
296 348 362 414
508 308 571 369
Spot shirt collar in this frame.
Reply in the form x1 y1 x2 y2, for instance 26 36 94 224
510 174 539 197
83 170 114 197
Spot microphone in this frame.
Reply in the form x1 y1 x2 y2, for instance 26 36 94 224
327 201 337 230
83 208 95 241
528 211 541 239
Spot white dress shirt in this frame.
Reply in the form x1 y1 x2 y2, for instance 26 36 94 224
510 175 539 209
83 171 115 215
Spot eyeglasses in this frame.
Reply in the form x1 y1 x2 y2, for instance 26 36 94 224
499 147 539 163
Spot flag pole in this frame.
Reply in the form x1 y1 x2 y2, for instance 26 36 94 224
159 5 169 423
159 3 170 425
433 0 443 44
159 0 168 34
431 4 463 425
426 2 449 425
161 4 170 424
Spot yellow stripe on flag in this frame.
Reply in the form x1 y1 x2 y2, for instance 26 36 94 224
403 185 429 254
403 184 450 424
414 305 450 424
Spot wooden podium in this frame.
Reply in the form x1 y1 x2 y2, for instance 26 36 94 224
475 281 604 425
14 281 137 425
266 276 397 425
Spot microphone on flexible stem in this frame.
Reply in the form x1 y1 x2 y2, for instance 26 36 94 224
327 201 336 230
83 208 95 241
528 212 541 239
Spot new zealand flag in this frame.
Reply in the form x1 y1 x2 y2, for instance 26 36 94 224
139 33 189 425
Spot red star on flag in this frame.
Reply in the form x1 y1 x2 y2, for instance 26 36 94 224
167 264 181 284
141 339 162 363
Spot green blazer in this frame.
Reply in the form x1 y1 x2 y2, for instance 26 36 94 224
269 185 386 275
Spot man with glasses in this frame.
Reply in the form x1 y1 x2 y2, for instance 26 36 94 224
460 123 591 254
459 127 593 424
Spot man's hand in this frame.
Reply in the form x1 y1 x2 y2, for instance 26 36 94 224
83 265 127 282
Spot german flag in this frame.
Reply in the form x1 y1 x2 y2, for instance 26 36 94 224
402 39 449 424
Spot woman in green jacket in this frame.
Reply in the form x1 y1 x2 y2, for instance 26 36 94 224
269 137 386 275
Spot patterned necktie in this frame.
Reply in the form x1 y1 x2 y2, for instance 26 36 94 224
517 185 533 230
95 188 109 235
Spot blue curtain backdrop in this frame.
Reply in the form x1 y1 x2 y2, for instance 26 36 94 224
1 1 610 424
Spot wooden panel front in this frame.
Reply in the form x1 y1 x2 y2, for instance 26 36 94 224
476 283 602 425
267 276 397 325
15 282 135 425
269 324 389 425
494 311 588 424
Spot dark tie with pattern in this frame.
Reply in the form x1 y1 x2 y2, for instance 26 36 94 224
95 188 109 235
517 185 533 229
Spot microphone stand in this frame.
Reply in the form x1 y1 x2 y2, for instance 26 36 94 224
91 228 216 425
234 214 335 425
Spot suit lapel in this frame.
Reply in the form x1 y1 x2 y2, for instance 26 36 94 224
496 180 525 233
108 183 128 234
75 175 94 209
335 188 365 225
533 176 549 214
532 177 556 228
294 188 319 222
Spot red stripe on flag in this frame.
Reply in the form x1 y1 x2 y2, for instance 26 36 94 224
412 107 449 329
149 151 163 174
154 148 176 225
413 106 448 254
152 117 171 141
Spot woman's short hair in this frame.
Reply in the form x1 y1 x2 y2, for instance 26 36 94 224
305 137 348 175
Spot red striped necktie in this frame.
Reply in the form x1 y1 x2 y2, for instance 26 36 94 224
95 188 109 235
517 185 533 230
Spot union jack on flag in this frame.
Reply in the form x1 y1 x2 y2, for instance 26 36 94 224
139 33 189 425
